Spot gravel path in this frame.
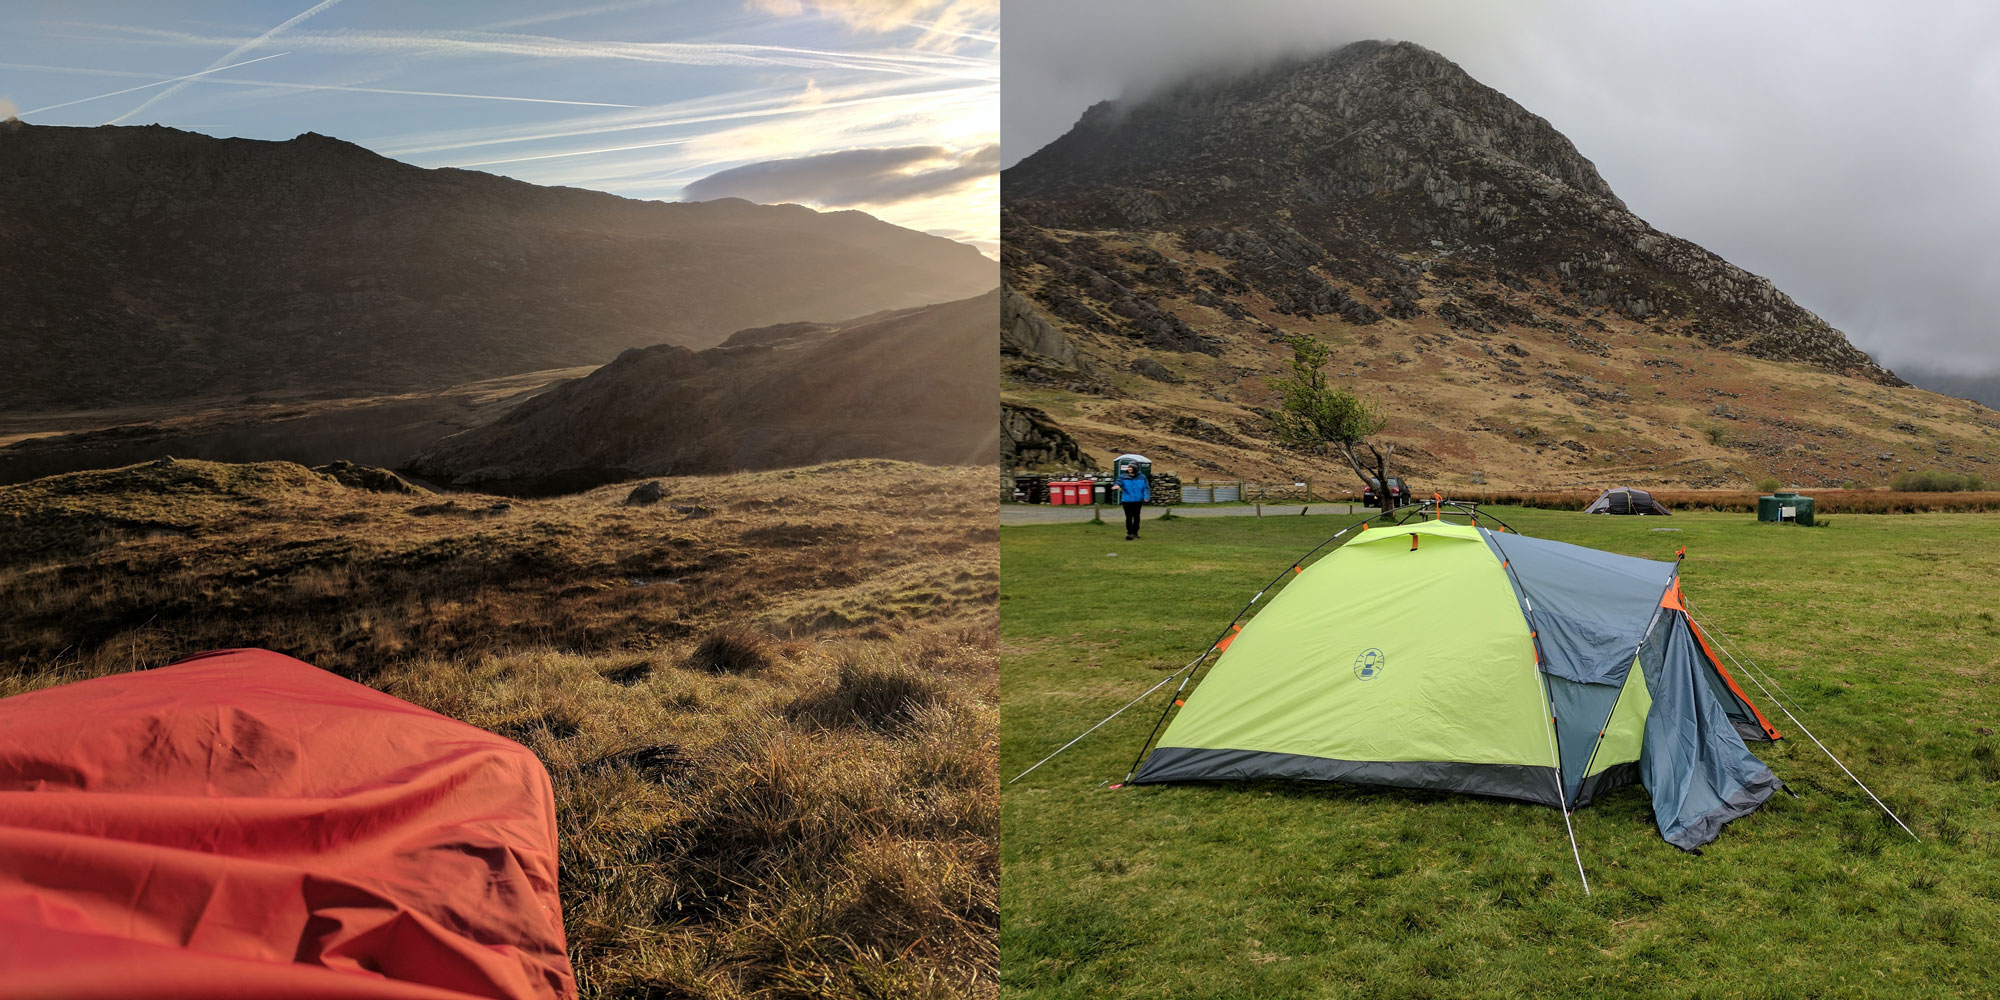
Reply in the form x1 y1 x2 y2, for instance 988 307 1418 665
1000 502 1364 526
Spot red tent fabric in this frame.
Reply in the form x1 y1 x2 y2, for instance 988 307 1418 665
0 649 575 1000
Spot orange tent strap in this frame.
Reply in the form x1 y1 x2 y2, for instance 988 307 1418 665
1688 617 1782 740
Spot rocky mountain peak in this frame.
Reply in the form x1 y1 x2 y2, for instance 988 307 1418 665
1010 39 1621 212
1004 39 1898 386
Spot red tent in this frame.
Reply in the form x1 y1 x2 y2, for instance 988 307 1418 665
0 649 575 1000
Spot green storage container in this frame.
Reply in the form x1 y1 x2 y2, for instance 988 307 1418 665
1783 492 1815 526
1760 491 1814 526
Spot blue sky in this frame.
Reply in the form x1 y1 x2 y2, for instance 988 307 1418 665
0 0 998 255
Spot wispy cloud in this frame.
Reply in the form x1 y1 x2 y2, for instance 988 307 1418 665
683 143 998 206
107 0 345 124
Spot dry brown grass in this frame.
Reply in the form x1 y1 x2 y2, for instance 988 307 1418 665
0 458 998 999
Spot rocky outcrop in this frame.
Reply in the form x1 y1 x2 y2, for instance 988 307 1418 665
0 122 997 410
312 460 424 494
1004 40 1900 385
1001 403 1093 470
1001 283 1089 371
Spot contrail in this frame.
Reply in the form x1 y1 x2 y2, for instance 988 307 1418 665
381 84 993 156
907 18 1000 44
4 60 639 111
74 24 992 77
21 53 289 116
187 77 642 109
452 136 698 167
107 0 345 124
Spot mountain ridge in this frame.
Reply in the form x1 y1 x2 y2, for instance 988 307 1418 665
412 289 1000 493
0 120 996 411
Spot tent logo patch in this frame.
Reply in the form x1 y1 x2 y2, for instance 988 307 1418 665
1352 647 1386 681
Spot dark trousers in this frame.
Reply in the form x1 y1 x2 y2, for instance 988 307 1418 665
1123 501 1145 537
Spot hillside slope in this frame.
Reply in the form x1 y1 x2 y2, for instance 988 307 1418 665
1001 41 2000 489
0 121 996 411
413 290 1001 492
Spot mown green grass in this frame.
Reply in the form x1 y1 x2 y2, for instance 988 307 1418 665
1002 508 2000 998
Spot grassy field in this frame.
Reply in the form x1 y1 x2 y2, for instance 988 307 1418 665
1002 507 2000 998
0 458 997 1000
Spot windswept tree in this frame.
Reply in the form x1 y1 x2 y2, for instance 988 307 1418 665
1268 333 1399 511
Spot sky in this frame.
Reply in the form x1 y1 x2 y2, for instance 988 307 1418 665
1002 0 2000 378
0 0 998 256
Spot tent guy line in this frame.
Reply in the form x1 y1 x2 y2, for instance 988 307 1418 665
1681 595 1919 840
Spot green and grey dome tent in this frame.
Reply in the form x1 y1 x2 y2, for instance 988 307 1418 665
1123 515 1785 853
1584 486 1671 515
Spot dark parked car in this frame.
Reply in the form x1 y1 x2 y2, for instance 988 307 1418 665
1362 477 1415 508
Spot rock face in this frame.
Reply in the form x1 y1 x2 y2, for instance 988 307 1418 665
411 289 999 493
1001 403 1093 470
0 121 997 411
1005 40 1899 385
1001 284 1088 372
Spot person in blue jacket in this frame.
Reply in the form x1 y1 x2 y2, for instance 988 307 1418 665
1117 463 1151 540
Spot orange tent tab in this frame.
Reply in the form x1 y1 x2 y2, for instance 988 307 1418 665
0 649 575 1000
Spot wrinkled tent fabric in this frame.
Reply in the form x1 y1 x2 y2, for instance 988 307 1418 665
1585 486 1671 515
0 649 575 1000
1130 520 1783 850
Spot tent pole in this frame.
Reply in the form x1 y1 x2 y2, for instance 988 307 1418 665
1537 659 1590 895
1683 598 1918 841
1486 529 1591 894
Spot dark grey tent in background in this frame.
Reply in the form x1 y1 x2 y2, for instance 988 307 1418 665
1586 486 1671 515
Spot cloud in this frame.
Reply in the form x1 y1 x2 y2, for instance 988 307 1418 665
0 97 16 119
744 0 999 49
682 143 997 208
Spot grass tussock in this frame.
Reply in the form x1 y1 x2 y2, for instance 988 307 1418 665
789 638 967 733
690 629 781 675
0 458 998 998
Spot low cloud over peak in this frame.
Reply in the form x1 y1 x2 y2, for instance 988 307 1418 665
682 143 998 209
